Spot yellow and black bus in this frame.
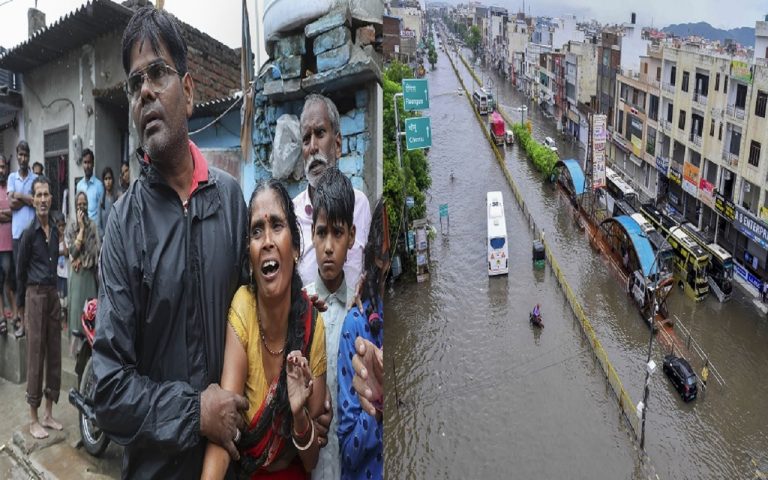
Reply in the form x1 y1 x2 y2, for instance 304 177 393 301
680 222 734 302
640 204 710 302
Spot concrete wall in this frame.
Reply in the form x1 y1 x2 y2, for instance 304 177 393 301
251 85 382 206
552 15 583 49
390 7 422 41
19 30 126 215
620 22 649 72
0 123 19 162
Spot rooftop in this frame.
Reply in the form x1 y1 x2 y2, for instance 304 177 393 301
0 0 133 72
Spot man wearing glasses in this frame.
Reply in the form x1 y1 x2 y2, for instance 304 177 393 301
92 6 250 478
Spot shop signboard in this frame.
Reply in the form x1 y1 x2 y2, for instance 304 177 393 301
733 260 762 291
592 114 607 189
668 165 682 186
682 162 699 196
714 193 736 221
655 156 669 174
698 178 715 208
734 206 768 250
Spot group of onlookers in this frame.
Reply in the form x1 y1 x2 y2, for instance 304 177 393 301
5 6 386 478
0 139 130 440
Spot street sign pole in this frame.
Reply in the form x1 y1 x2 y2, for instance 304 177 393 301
393 92 409 252
394 80 432 259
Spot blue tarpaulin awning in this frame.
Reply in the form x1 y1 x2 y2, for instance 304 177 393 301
557 159 586 196
611 215 658 277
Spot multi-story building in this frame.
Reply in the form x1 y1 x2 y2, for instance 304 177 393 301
390 0 424 43
538 51 566 122
610 49 661 202
523 43 551 102
488 6 508 73
597 14 649 130
610 20 768 293
507 15 530 87
563 39 598 146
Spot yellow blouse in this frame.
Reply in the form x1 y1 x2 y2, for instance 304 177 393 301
228 286 327 422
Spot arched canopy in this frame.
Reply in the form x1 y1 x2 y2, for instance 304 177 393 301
601 215 659 277
555 159 586 196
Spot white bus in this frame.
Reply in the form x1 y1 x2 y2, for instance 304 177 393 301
605 167 638 206
487 191 509 276
473 89 490 115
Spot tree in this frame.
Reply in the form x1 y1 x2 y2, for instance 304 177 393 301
382 61 432 273
428 45 437 69
467 25 481 55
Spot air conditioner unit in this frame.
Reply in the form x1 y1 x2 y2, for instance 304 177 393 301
744 182 751 193
723 170 731 180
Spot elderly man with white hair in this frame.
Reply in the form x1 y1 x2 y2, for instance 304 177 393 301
293 93 371 293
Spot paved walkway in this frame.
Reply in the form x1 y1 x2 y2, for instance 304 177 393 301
732 273 768 315
0 332 121 479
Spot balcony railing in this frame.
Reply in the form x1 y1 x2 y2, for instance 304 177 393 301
693 92 708 107
726 104 746 121
662 82 675 94
722 150 739 167
660 119 673 132
690 134 702 147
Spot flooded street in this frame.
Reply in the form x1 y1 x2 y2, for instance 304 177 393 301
383 40 768 480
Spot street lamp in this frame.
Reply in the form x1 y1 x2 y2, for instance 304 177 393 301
638 242 669 451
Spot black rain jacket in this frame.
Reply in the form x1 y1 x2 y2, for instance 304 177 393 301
93 150 247 479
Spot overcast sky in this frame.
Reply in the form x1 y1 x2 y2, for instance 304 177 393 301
456 0 766 30
0 0 268 61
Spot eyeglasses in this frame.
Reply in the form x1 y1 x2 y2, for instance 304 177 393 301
125 61 182 98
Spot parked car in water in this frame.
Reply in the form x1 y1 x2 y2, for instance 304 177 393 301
662 354 698 402
544 136 558 152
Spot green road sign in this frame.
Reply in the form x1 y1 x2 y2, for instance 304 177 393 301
402 79 430 111
404 117 432 150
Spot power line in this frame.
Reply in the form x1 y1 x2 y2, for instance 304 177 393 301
0 0 16 8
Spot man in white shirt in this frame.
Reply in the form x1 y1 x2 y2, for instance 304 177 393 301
293 94 371 293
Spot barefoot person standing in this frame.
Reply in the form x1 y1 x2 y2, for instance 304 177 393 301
15 176 62 439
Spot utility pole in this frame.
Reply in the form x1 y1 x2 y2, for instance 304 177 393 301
639 247 664 451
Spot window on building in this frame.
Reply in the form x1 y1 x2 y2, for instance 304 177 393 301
647 127 656 156
678 109 686 130
656 66 661 81
667 103 674 122
710 118 715 136
756 90 767 118
643 63 648 74
618 110 624 134
730 130 741 155
736 83 748 109
718 122 723 141
670 65 676 85
682 71 689 92
724 75 728 94
749 140 761 167
715 73 720 91
649 95 659 121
